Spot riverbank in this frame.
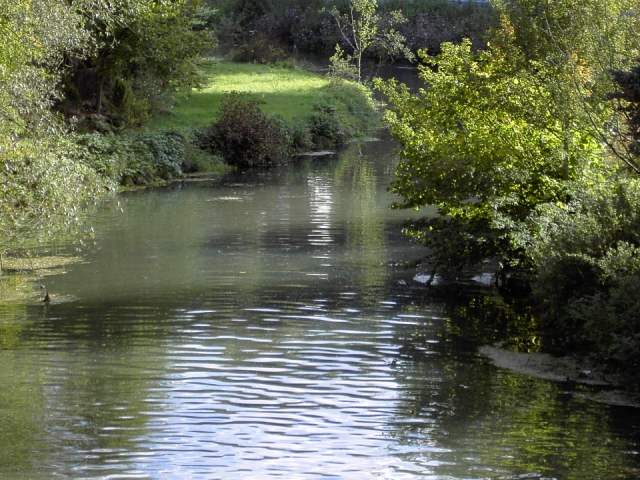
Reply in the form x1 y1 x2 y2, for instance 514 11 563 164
91 59 379 186
0 59 380 304
480 345 640 408
148 59 379 165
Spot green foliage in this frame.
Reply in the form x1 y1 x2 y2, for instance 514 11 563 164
74 132 187 186
375 1 640 374
0 0 105 251
328 45 359 81
139 133 185 181
0 0 217 252
529 176 640 368
308 103 348 149
289 123 314 152
199 94 292 168
320 79 379 136
492 0 639 69
0 136 108 251
328 0 414 82
376 39 602 271
182 143 227 174
231 33 289 64
309 79 378 148
494 0 640 172
63 0 211 126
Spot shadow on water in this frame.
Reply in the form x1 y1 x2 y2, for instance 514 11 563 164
1 139 640 479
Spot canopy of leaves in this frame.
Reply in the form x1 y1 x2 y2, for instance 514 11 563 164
376 39 603 270
1 0 209 252
62 0 211 126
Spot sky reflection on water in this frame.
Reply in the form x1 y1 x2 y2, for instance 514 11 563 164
1 141 640 479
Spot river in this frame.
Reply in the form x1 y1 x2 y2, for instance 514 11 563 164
1 138 639 479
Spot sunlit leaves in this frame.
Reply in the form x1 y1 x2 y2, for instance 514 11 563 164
328 0 412 82
376 36 605 270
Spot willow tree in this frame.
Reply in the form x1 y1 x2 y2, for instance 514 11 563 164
0 0 106 253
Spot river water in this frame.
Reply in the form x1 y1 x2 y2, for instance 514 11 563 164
1 139 640 479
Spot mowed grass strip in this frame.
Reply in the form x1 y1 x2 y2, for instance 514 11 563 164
148 60 331 132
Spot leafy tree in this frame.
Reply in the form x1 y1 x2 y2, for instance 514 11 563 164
63 0 210 126
1 0 210 253
0 0 106 252
493 0 640 173
328 0 413 83
376 38 602 275
376 0 640 277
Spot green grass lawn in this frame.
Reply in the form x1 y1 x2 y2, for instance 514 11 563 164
147 61 335 132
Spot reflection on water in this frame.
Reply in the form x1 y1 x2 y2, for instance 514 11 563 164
1 140 640 479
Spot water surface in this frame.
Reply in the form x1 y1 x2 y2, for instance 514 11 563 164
1 140 640 479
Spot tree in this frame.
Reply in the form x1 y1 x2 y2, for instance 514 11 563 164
62 0 210 126
376 38 603 276
493 0 640 173
1 0 210 252
375 0 640 277
0 0 106 252
328 0 413 83
612 61 640 157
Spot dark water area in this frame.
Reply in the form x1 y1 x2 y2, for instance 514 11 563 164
296 54 425 91
1 139 640 479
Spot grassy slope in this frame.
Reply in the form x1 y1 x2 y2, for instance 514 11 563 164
147 60 377 135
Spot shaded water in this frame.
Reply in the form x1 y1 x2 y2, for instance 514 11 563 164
1 140 640 479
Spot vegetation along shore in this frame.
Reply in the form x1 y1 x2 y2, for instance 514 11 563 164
2 0 640 387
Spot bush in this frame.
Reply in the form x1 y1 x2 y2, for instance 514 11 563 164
182 141 227 174
308 80 378 149
74 132 186 186
231 33 289 64
308 103 348 149
530 175 640 370
139 132 185 180
199 94 292 168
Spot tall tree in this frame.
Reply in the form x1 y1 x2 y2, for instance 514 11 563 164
493 0 640 172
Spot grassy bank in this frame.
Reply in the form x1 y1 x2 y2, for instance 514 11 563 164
148 60 379 141
1 60 377 304
149 61 328 131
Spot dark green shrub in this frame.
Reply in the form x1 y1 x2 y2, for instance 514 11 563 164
569 243 640 367
199 94 292 168
74 132 186 186
73 133 129 182
530 175 640 370
139 132 185 180
534 254 601 351
308 103 348 149
231 33 289 64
